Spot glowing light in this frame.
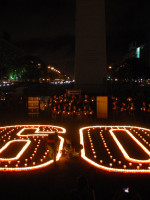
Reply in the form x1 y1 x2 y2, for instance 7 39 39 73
0 125 65 171
0 140 31 161
80 126 150 173
109 129 150 163
136 47 140 58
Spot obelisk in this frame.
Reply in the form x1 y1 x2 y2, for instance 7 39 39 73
75 0 107 94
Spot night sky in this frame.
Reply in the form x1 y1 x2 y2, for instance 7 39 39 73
0 0 149 77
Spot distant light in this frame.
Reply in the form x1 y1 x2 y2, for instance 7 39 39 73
136 47 140 58
108 66 112 69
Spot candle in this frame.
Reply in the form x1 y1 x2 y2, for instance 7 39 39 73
129 163 132 166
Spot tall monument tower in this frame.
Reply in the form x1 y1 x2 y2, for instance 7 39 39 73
75 0 107 94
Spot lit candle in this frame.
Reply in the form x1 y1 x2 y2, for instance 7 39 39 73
129 163 132 166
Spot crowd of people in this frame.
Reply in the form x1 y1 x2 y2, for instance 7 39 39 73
38 94 150 123
110 96 150 122
40 93 96 121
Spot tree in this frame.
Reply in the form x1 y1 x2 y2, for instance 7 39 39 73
7 56 47 81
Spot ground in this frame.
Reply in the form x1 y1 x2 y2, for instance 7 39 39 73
0 110 150 199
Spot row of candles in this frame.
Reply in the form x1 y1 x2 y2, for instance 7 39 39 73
0 139 50 168
132 128 150 147
86 127 150 170
0 126 55 168
0 125 66 171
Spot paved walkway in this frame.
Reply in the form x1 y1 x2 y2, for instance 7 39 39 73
0 113 149 199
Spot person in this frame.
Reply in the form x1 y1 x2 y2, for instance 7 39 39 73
62 105 67 121
87 107 94 121
112 100 119 121
128 102 136 121
46 131 59 164
76 108 82 121
120 102 128 122
63 137 75 158
40 100 45 111
69 176 96 200
141 101 147 112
